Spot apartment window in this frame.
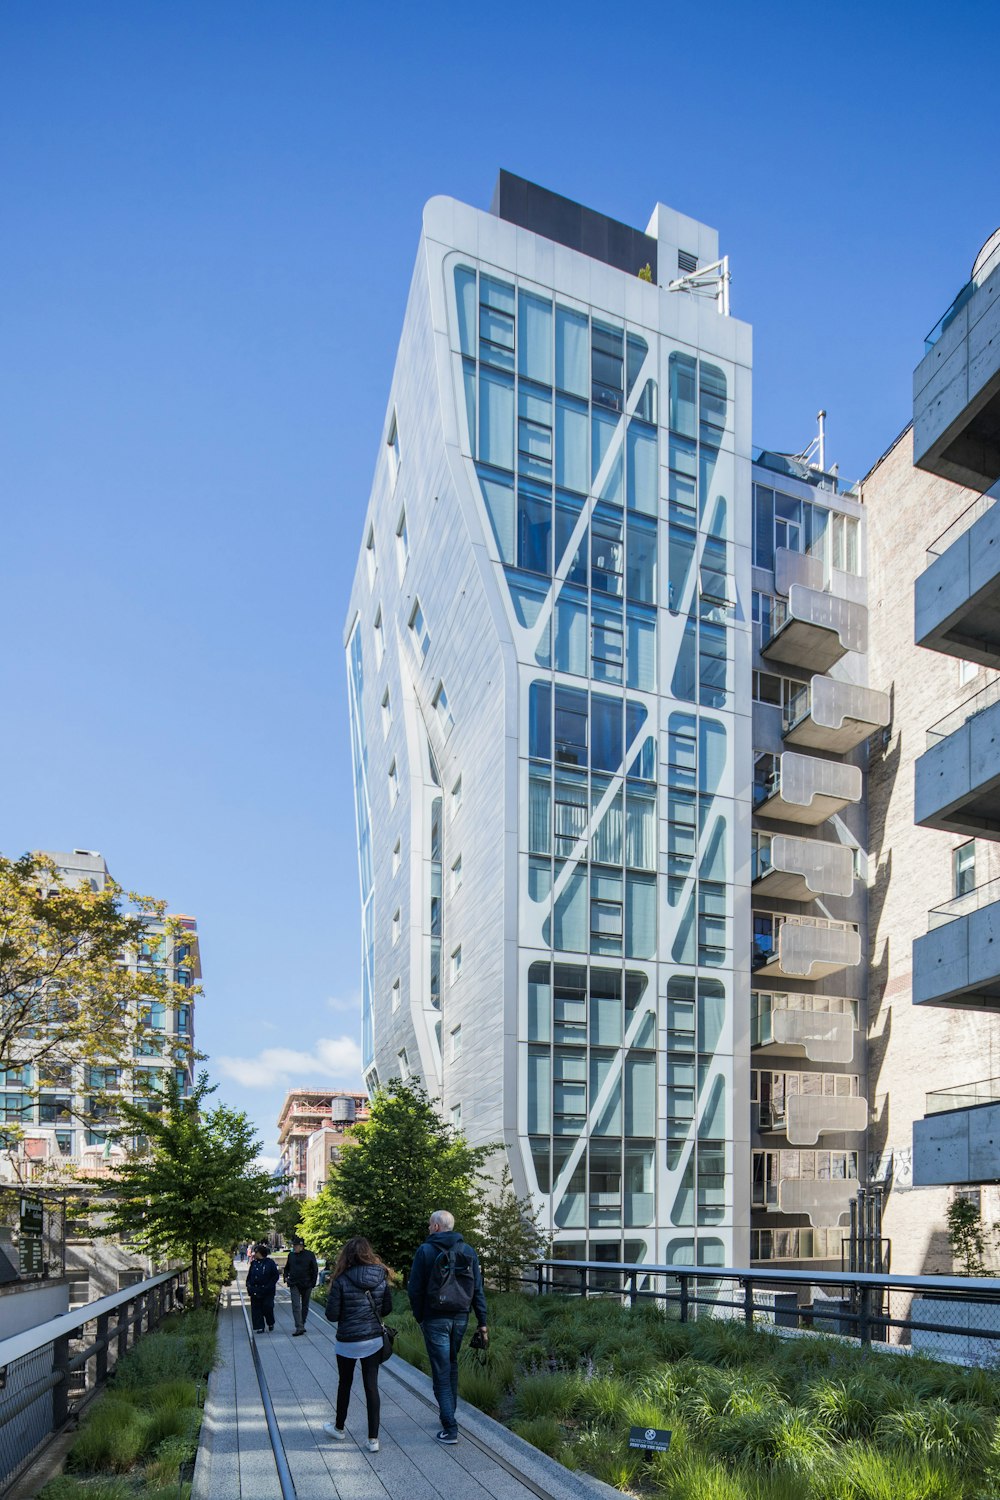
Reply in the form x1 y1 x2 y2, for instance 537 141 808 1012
388 759 399 807
396 507 409 575
451 1025 463 1060
451 1103 462 1131
391 978 400 1012
381 687 392 737
55 1130 73 1156
373 607 384 668
392 839 401 876
451 776 463 815
433 681 454 735
409 598 430 659
959 658 980 687
397 1048 409 1081
365 524 377 586
954 841 976 898
387 411 400 486
450 854 463 893
451 945 463 981
392 909 401 945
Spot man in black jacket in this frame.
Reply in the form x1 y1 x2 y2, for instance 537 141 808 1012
246 1243 279 1332
282 1235 319 1335
408 1210 488 1444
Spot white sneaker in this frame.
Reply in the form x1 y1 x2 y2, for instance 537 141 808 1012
367 1438 380 1452
323 1423 346 1440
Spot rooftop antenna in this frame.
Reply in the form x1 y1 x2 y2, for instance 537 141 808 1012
796 410 828 473
667 256 731 316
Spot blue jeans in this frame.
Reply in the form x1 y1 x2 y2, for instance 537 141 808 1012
421 1315 468 1433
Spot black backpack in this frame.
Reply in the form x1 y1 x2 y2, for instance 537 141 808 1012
425 1246 476 1315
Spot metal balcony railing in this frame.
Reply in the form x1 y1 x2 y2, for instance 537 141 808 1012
925 1076 1000 1115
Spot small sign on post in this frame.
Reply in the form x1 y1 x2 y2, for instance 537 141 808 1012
628 1425 672 1462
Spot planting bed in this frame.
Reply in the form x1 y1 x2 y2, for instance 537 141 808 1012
391 1290 1000 1499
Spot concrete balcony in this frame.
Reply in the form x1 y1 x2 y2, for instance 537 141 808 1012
777 1177 854 1228
915 684 1000 837
753 751 862 826
914 232 1000 492
916 489 1000 668
752 833 854 902
753 913 861 981
762 586 867 675
782 677 890 754
913 1078 1000 1187
912 881 1000 1012
752 992 857 1064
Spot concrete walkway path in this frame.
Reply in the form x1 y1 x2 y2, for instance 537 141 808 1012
193 1271 615 1500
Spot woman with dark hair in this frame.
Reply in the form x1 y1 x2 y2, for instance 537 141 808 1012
322 1236 392 1452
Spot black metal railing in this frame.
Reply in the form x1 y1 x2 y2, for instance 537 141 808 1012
522 1258 1000 1353
0 1267 186 1493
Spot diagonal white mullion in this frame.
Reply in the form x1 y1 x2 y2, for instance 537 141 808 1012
524 345 657 659
547 716 650 909
550 995 655 1209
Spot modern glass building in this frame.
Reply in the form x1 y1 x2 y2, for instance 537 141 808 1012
344 173 753 1269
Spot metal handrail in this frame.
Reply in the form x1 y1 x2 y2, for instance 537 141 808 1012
234 1278 297 1500
0 1268 180 1367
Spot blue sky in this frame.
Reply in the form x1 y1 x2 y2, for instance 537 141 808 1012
1 2 996 1165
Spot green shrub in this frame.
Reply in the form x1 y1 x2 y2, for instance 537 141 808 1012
66 1398 149 1473
143 1431 199 1488
573 1374 630 1425
655 1452 750 1500
707 1404 833 1476
875 1396 992 1463
825 1442 966 1499
38 1480 133 1500
457 1365 504 1415
511 1371 580 1421
510 1415 564 1457
809 1377 882 1440
134 1378 198 1411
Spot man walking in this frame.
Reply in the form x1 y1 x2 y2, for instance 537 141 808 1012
408 1210 488 1444
246 1242 279 1333
283 1234 319 1335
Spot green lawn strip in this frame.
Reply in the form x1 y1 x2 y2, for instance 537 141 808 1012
38 1304 220 1500
385 1290 1000 1499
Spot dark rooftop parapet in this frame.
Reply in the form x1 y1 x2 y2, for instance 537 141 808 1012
491 170 657 282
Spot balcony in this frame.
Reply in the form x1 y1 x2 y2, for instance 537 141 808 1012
752 992 857 1064
912 878 1000 1012
752 913 861 980
783 1094 867 1146
914 231 1000 492
762 586 867 675
913 1078 1000 1187
916 487 1000 668
753 751 862 826
752 833 854 902
782 677 890 754
915 682 1000 836
777 1177 854 1228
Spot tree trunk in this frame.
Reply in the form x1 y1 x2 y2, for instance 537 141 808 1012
191 1243 202 1308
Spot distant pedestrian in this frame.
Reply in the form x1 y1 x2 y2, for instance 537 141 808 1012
283 1234 319 1335
247 1242 279 1332
408 1210 488 1444
323 1236 392 1453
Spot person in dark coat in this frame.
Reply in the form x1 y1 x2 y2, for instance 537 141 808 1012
282 1234 319 1335
408 1210 488 1444
323 1236 392 1452
246 1242 279 1332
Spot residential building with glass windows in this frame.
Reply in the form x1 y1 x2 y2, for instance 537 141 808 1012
0 850 199 1184
749 456 883 1267
344 173 752 1270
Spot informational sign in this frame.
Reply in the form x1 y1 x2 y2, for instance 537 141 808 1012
19 1198 43 1236
628 1426 672 1455
19 1236 43 1277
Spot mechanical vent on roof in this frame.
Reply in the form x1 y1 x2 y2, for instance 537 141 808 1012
678 250 699 273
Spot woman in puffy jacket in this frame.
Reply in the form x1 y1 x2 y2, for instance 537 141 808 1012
322 1236 392 1452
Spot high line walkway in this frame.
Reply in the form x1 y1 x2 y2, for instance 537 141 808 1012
192 1269 612 1500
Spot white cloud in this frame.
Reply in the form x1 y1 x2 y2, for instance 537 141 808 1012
217 1035 363 1090
255 1154 280 1174
326 992 361 1016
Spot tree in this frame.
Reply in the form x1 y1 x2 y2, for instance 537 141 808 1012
478 1162 548 1292
302 1079 494 1272
0 853 196 1160
272 1196 303 1245
100 1071 282 1306
946 1195 992 1277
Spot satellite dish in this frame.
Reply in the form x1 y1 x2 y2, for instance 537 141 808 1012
972 228 1000 282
